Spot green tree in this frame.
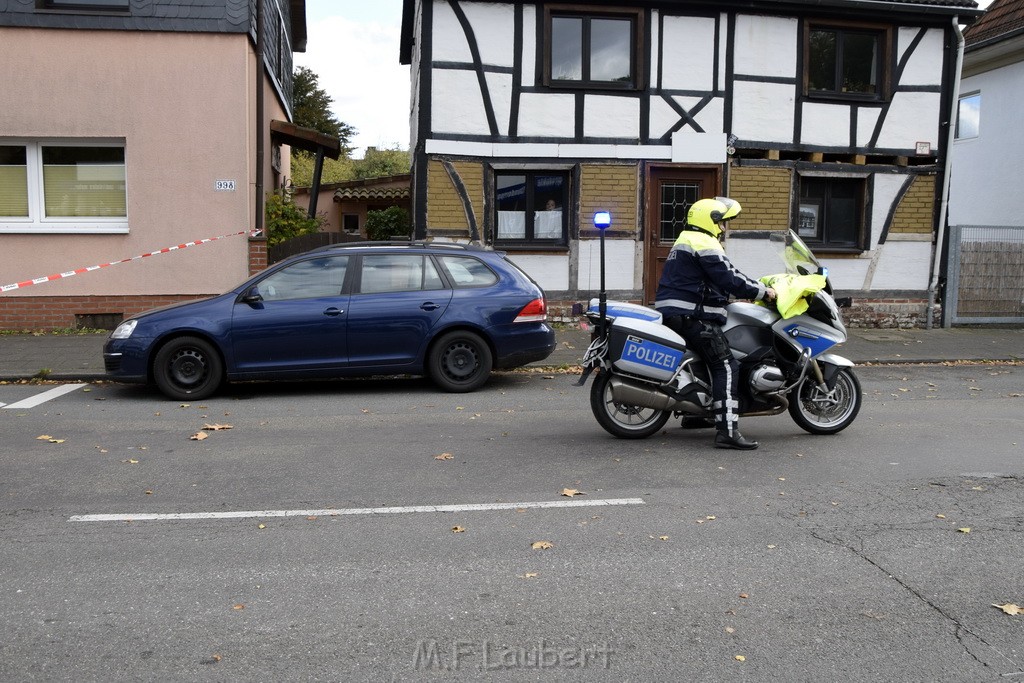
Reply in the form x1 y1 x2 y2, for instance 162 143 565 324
353 146 410 180
289 153 353 188
264 190 324 247
292 66 356 155
365 206 412 241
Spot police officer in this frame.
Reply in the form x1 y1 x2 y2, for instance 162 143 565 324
654 197 776 450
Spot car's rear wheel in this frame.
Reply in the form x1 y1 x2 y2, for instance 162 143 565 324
428 330 493 393
153 336 223 400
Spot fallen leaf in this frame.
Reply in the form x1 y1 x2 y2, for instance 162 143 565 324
451 526 466 533
767 545 777 549
36 435 52 440
992 603 1022 616
232 604 245 610
735 655 746 662
190 431 208 441
257 523 266 530
522 572 539 579
936 514 946 519
531 540 553 550
123 459 139 465
144 490 153 495
202 423 233 431
706 515 716 520
560 488 585 497
739 593 749 599
179 404 190 408
434 453 454 461
659 536 670 541
306 516 317 521
958 527 972 534
725 627 736 634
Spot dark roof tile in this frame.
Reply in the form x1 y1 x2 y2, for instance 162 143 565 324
964 0 1024 45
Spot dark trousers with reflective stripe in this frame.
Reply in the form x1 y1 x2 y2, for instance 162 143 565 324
664 316 740 436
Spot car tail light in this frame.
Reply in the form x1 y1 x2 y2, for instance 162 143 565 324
514 298 547 323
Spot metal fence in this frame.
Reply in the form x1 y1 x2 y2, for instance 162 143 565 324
947 225 1024 325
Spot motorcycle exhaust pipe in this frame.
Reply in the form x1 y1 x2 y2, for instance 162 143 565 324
608 376 703 413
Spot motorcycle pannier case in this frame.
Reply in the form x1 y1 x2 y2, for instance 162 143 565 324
607 317 687 382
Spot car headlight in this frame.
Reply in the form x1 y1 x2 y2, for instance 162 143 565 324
110 319 138 339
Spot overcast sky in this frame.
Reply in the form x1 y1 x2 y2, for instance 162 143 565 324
294 0 992 158
294 0 409 157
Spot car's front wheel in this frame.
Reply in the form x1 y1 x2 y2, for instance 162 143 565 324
428 330 493 393
152 336 224 400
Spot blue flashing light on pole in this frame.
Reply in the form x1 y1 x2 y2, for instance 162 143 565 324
593 212 610 333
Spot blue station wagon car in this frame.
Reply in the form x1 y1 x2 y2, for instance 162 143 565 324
103 241 556 399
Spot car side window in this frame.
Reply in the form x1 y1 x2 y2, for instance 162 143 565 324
437 256 498 288
359 254 444 294
257 256 348 301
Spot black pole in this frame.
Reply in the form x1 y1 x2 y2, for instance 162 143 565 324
308 147 324 219
599 227 607 336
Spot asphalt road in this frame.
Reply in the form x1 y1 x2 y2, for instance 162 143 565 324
1 366 1022 682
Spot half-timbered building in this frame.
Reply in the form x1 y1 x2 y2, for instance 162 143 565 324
400 0 984 326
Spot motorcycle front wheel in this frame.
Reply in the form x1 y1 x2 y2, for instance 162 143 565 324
590 371 671 439
788 367 862 435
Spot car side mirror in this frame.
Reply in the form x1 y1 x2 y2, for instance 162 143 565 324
241 286 263 304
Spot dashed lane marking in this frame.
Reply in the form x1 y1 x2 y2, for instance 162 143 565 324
68 498 647 523
2 384 87 410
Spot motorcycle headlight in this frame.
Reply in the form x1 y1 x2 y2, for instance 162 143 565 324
110 319 138 340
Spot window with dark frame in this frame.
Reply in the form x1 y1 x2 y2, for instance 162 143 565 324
806 23 886 100
42 0 129 10
495 171 569 246
798 176 866 250
545 7 642 90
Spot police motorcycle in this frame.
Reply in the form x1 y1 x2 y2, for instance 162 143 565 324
576 227 861 440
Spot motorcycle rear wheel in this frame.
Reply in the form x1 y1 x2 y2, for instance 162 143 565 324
788 367 861 435
590 371 671 439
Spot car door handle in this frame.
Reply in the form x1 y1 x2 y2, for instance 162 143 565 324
323 307 344 317
420 302 440 311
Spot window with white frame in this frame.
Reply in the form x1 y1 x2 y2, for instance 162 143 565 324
0 141 127 233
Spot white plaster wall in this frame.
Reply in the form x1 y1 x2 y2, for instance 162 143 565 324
431 69 492 135
731 82 795 142
871 174 907 248
430 1 472 63
661 15 716 90
871 242 932 289
649 96 725 139
508 254 570 291
459 2 516 67
898 28 944 86
486 72 514 136
856 108 882 148
577 240 636 291
725 237 781 280
821 258 871 291
520 4 536 87
733 15 798 78
801 102 851 147
949 61 1024 227
584 96 640 138
873 91 940 150
517 93 576 137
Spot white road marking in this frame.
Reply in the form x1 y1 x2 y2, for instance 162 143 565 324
2 384 87 410
69 497 646 523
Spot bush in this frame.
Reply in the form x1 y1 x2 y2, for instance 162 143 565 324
365 206 412 241
265 191 323 247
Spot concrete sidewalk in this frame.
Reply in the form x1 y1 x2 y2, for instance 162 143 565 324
0 325 1020 383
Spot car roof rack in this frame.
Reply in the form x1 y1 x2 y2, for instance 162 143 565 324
310 240 489 253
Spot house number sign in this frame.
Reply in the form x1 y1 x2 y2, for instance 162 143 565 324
215 180 237 191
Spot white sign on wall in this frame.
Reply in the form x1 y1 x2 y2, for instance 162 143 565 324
215 180 236 192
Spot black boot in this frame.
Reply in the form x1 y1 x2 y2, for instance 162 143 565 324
714 430 759 450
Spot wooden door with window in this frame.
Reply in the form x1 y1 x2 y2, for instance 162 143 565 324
643 166 721 303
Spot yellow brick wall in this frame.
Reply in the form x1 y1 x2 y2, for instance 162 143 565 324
425 159 485 235
890 175 935 234
579 164 638 232
727 166 792 231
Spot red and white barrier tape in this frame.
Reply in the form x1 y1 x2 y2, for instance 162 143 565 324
1 229 262 293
